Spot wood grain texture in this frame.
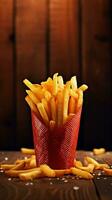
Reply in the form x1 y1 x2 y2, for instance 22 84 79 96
16 0 47 148
0 0 16 149
1 151 110 200
81 0 112 150
49 0 80 80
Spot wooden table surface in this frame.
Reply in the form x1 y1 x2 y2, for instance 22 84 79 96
0 151 112 200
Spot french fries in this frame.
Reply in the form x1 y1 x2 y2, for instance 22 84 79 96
21 148 35 155
93 148 106 155
84 156 109 170
1 148 112 181
71 167 93 179
23 74 88 127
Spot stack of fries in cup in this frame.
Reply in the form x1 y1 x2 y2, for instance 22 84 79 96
0 148 111 181
22 73 88 169
23 73 88 127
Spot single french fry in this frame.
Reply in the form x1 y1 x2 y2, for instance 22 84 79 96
103 168 112 175
68 96 76 114
93 148 106 155
5 167 40 177
84 156 99 167
74 160 83 168
75 90 83 113
41 98 51 119
63 87 70 123
11 161 25 170
21 148 35 155
54 169 71 177
23 79 37 91
25 95 40 117
40 164 55 177
0 164 16 170
44 90 51 101
50 97 57 122
19 168 42 181
57 91 63 125
53 73 58 96
37 103 49 125
71 167 93 179
78 84 88 92
70 76 77 89
26 90 39 105
29 157 37 168
69 90 78 99
77 164 95 173
15 157 31 165
41 78 53 93
57 76 64 90
95 163 109 170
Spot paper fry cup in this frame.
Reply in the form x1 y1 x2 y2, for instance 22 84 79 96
31 108 82 169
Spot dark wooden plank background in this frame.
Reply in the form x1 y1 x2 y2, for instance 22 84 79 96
0 0 112 150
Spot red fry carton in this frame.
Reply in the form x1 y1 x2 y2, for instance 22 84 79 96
31 108 82 169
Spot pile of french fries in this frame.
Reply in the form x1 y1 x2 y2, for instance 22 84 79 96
0 148 111 181
23 74 88 127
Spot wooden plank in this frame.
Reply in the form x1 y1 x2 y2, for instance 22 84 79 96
0 151 100 200
49 0 80 80
0 0 15 149
81 0 112 149
16 0 47 148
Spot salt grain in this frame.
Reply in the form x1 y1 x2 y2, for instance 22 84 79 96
50 182 53 185
98 172 101 176
97 177 100 180
57 177 60 180
4 157 8 161
8 178 12 181
73 186 79 190
64 180 68 183
0 170 4 173
30 182 33 185
25 182 30 186
104 177 107 180
61 177 65 181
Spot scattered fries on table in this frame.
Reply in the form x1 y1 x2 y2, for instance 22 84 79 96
93 148 106 155
23 74 88 127
0 148 112 181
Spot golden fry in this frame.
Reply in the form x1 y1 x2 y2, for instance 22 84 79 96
70 76 77 89
26 90 39 105
103 168 112 175
71 167 93 179
78 84 88 92
40 164 55 177
54 169 71 177
75 90 83 113
74 160 83 168
0 164 16 170
50 97 57 122
93 148 106 155
21 148 35 155
19 168 42 181
57 91 63 125
68 96 76 114
37 103 49 125
53 73 58 96
63 87 70 123
5 167 40 177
